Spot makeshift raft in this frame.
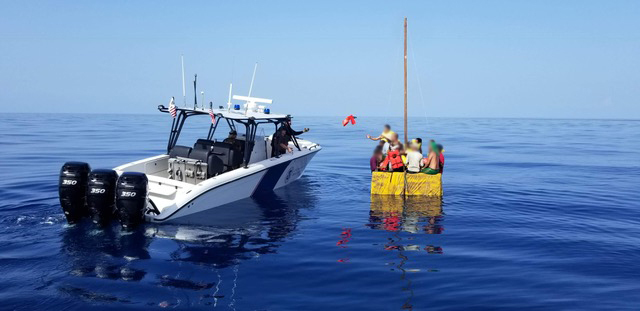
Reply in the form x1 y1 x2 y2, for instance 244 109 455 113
370 172 443 197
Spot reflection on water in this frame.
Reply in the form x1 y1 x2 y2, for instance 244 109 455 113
58 186 316 308
368 195 444 234
62 224 150 282
368 195 445 310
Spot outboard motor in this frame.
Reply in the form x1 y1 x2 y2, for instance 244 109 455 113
58 162 91 224
87 169 118 227
116 172 148 229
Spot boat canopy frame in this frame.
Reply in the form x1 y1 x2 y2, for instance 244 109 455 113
157 105 301 168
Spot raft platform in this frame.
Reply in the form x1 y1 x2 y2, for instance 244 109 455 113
370 171 443 197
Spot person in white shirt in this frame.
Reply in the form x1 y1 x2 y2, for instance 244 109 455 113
404 140 424 173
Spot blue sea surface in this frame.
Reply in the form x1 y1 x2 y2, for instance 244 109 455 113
1 114 639 310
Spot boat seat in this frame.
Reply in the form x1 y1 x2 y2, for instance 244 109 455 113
193 139 215 150
169 145 192 158
211 142 237 172
190 148 224 177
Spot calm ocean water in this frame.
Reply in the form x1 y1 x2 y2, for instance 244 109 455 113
1 114 639 310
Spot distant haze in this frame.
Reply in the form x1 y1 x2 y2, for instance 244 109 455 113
1 1 639 119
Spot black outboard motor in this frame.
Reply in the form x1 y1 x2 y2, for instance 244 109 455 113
87 169 118 227
58 162 91 224
116 172 148 229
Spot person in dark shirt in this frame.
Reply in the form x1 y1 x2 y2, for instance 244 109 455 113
223 130 239 146
271 127 291 157
370 146 384 172
279 119 309 145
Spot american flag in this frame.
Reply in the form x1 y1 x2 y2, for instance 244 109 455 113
168 97 177 118
208 106 216 124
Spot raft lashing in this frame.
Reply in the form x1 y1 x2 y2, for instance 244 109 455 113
58 161 148 229
370 171 443 196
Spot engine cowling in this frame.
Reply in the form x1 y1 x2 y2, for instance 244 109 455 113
58 162 91 224
87 169 118 227
116 172 148 229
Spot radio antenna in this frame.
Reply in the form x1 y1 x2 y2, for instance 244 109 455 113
248 62 258 97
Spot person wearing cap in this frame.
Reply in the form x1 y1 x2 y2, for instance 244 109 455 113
276 118 309 152
223 130 238 145
279 118 309 144
404 139 424 173
414 138 423 154
223 130 244 168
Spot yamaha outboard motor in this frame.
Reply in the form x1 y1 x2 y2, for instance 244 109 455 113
87 169 118 227
116 172 148 229
58 161 91 224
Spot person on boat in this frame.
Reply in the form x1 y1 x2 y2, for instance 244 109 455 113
437 144 445 173
223 130 238 144
279 118 309 140
223 130 243 151
370 146 384 172
274 118 308 154
420 141 440 175
223 130 245 168
272 127 292 157
405 140 424 173
366 124 396 143
379 148 405 172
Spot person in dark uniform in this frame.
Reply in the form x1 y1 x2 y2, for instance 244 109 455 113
277 118 309 152
223 130 244 168
271 127 291 157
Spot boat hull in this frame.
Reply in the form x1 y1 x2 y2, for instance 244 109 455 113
146 149 319 223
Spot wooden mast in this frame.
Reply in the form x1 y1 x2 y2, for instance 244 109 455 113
403 18 408 145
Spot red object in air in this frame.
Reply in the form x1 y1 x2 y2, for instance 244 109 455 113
342 115 356 126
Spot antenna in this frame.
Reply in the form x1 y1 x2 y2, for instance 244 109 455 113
193 74 198 109
227 83 233 111
181 55 186 106
248 62 258 97
201 91 205 110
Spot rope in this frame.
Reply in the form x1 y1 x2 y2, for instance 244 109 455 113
408 33 429 126
385 43 403 123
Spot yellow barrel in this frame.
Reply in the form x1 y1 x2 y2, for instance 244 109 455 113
370 171 442 197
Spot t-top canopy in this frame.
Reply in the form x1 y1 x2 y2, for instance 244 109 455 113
158 105 290 122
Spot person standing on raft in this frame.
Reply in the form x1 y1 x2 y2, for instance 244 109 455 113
366 124 396 143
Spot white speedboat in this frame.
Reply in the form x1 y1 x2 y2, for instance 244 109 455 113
58 95 320 226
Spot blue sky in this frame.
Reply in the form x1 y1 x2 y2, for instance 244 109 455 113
1 0 638 118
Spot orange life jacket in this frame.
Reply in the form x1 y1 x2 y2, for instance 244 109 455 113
382 150 404 170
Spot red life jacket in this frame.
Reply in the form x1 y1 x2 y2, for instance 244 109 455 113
382 150 404 170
